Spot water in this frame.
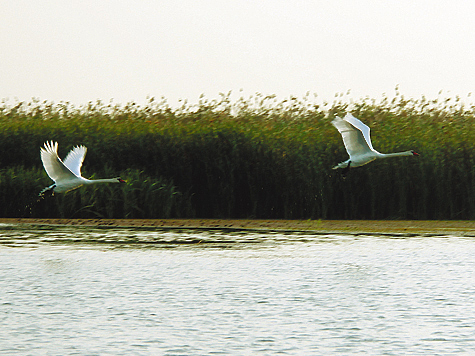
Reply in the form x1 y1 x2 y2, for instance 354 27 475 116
1 224 475 355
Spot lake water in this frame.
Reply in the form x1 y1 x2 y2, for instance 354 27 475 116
1 224 475 355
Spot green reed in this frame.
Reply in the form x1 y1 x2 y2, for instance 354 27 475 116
1 93 475 219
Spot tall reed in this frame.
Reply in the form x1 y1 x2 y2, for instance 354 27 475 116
1 94 474 219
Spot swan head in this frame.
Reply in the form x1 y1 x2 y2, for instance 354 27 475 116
411 150 420 156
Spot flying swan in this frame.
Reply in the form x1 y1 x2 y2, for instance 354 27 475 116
332 114 419 171
39 141 125 196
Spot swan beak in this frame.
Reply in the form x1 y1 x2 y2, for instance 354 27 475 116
118 178 126 183
412 151 420 156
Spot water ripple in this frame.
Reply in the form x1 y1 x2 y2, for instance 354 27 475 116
1 224 475 354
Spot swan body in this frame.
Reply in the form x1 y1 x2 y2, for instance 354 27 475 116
40 141 125 195
332 114 419 170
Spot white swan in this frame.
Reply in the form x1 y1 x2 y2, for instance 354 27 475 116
332 113 419 171
40 141 125 196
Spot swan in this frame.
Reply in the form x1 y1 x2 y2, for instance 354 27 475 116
39 141 125 196
332 113 419 171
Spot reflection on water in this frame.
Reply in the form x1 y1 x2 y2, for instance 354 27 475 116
0 223 329 248
1 223 475 355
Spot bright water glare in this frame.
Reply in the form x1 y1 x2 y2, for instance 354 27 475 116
1 224 475 355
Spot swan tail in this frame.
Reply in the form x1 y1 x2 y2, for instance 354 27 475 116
332 161 350 170
38 184 56 197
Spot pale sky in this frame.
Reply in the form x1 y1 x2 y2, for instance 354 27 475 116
1 0 475 107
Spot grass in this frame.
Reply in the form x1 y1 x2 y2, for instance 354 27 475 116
1 93 475 219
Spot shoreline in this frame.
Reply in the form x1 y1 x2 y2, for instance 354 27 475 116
2 218 475 235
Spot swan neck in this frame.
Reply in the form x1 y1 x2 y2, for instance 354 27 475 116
85 178 120 184
380 151 413 158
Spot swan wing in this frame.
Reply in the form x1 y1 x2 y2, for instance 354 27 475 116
63 145 87 177
332 116 373 157
40 141 78 182
343 113 375 152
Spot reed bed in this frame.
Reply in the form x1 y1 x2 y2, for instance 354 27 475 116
1 93 474 219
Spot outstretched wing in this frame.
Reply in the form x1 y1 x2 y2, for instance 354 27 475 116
63 145 87 177
342 113 375 152
40 141 78 182
332 116 373 158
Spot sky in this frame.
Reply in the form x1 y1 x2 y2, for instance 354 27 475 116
1 0 475 108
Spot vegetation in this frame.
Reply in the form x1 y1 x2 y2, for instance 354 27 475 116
1 92 474 219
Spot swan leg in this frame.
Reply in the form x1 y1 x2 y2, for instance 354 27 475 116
342 161 351 177
38 185 56 198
